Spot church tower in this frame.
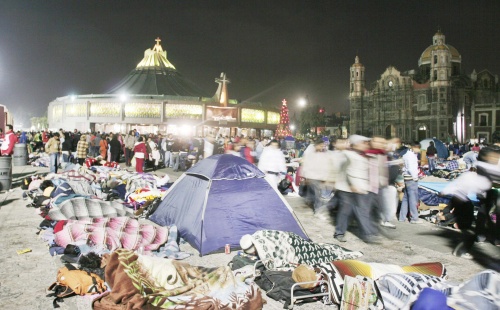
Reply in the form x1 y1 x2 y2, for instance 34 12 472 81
349 56 366 135
429 30 452 87
350 56 365 98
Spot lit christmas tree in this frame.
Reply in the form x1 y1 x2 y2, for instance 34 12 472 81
275 99 292 137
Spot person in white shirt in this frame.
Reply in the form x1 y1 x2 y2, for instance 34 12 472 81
258 139 287 188
399 142 423 224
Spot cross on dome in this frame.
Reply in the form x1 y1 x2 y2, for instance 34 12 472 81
282 99 287 105
152 37 164 52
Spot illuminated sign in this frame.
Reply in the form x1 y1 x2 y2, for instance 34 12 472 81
206 106 237 122
241 108 265 123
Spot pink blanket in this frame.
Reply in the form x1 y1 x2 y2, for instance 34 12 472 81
54 217 169 253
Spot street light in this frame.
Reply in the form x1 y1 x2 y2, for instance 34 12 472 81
298 98 307 107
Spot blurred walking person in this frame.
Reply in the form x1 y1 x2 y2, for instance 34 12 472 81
258 139 287 188
334 135 379 243
366 136 395 228
301 138 334 220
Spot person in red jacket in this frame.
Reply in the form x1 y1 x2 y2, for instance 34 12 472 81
133 136 148 173
1 124 18 156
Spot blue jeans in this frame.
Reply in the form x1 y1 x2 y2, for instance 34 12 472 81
171 152 180 171
427 156 436 172
335 191 376 239
50 153 60 174
164 151 172 167
399 180 419 222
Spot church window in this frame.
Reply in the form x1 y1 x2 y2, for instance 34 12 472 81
433 70 437 81
484 79 489 88
351 71 354 78
417 94 427 111
356 71 359 77
441 120 445 126
434 55 438 64
351 83 354 92
479 114 488 126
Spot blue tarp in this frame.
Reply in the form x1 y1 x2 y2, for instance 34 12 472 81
418 181 479 203
149 154 308 255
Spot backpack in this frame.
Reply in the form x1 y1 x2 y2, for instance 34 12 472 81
47 264 106 307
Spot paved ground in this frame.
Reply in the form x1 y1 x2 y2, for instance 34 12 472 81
0 164 499 309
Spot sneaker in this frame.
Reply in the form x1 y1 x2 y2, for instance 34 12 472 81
410 219 424 224
380 221 396 229
455 252 474 260
315 212 330 221
364 235 383 244
334 235 347 242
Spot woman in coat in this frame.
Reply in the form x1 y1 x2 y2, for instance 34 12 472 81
99 134 108 159
109 134 122 163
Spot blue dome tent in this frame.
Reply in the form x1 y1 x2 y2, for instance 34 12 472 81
420 138 449 159
149 154 309 255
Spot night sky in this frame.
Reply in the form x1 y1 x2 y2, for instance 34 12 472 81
0 0 499 128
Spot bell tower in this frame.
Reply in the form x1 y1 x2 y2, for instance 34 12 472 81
350 56 365 98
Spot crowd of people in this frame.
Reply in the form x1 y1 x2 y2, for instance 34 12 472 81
2 126 500 257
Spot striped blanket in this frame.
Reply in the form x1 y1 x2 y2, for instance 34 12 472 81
54 217 170 253
48 197 133 220
315 260 446 305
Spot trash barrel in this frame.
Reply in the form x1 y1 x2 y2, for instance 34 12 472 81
13 143 28 166
0 156 12 192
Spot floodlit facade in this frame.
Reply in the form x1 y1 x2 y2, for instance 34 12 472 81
349 30 499 143
48 38 280 137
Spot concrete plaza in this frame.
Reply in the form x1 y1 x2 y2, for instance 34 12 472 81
0 164 498 309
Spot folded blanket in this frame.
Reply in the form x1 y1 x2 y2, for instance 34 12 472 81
315 260 446 305
48 197 133 220
93 249 264 310
251 230 363 271
54 217 170 253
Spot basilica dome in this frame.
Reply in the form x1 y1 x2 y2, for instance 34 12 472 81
418 31 461 66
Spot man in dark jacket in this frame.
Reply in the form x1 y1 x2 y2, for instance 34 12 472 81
426 141 438 173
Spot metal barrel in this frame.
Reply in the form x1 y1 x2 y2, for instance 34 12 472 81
0 156 12 191
13 143 28 166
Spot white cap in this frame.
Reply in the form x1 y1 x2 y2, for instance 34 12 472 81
349 134 371 145
239 234 253 250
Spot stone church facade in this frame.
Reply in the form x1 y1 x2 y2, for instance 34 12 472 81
349 31 499 143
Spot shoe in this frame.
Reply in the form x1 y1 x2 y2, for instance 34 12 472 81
495 240 500 247
364 235 383 244
315 212 330 221
476 235 486 243
410 219 424 224
380 221 396 229
454 252 474 260
334 235 347 242
398 219 406 222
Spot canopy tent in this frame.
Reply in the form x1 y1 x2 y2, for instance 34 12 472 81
149 154 308 255
420 138 449 159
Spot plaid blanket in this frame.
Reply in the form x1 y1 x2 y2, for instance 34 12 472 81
251 230 363 271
